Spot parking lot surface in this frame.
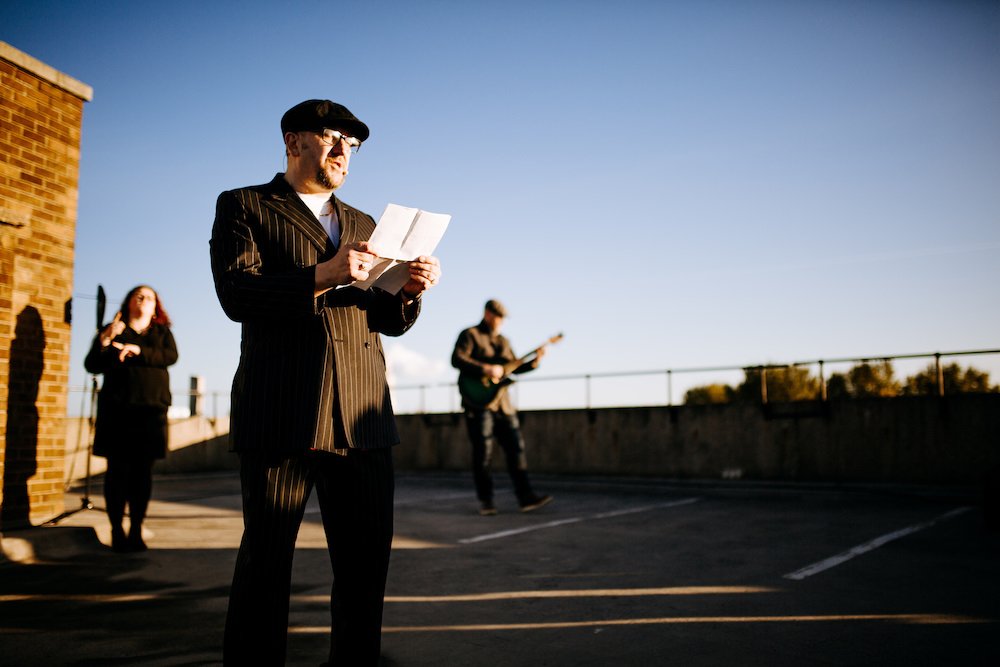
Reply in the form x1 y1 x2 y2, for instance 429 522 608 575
1 471 997 666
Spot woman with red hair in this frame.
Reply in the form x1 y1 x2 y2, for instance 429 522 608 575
85 285 178 552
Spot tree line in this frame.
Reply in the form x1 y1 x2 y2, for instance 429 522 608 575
684 361 998 404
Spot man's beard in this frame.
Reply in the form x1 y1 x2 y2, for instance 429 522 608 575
315 166 342 191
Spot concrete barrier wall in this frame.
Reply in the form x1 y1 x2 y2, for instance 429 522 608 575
64 415 235 483
62 394 1000 486
392 394 1000 485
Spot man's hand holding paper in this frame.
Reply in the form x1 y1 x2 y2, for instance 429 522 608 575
315 241 378 296
400 255 442 301
352 203 451 294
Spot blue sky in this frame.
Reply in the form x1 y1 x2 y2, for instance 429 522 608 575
3 0 999 414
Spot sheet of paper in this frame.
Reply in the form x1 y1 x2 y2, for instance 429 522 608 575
351 203 451 293
367 204 421 257
399 210 451 258
367 262 412 294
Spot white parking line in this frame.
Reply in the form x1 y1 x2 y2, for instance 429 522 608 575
305 492 472 515
394 492 472 507
783 506 972 580
458 497 701 544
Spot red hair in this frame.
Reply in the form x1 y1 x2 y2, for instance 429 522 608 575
119 285 172 327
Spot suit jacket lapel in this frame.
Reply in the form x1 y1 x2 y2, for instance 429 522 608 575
334 198 377 247
260 174 330 253
333 196 356 246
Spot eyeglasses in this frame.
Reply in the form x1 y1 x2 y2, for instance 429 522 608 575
318 129 361 154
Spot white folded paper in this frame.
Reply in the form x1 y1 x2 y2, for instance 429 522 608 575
352 203 451 293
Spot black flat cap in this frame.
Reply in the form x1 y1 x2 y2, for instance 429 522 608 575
280 99 370 142
485 299 507 317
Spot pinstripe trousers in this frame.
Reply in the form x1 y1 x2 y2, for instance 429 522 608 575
223 447 394 666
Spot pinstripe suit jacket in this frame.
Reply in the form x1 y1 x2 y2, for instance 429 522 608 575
210 174 419 455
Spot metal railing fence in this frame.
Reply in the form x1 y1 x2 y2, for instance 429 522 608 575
65 348 999 418
390 348 1000 414
66 383 230 422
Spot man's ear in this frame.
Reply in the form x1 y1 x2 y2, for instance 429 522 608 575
284 131 300 157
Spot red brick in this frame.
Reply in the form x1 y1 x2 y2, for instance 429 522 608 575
2 46 88 526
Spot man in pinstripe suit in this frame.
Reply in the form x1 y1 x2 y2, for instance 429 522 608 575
210 100 441 666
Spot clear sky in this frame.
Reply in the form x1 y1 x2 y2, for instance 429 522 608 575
3 0 999 414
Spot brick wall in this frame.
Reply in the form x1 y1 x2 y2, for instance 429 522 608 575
1 42 92 528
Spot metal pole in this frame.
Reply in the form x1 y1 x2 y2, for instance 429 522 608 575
667 369 673 407
819 360 827 401
760 367 768 405
189 375 204 417
935 353 944 397
585 374 592 409
83 376 98 507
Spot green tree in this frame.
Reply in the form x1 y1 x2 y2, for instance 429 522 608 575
902 362 997 395
826 373 849 399
684 383 735 405
827 361 900 398
735 366 820 402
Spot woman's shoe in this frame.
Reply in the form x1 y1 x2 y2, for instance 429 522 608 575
111 527 128 553
126 529 147 552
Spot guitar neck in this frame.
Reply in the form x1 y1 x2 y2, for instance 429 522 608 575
501 349 541 376
499 334 562 377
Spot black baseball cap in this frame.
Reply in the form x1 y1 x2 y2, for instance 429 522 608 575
280 99 370 142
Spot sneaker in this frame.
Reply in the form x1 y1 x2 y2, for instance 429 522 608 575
479 502 498 516
520 494 553 513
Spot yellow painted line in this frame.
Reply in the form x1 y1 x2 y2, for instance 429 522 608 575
392 586 777 602
288 613 993 634
0 586 770 606
0 594 159 603
289 586 777 604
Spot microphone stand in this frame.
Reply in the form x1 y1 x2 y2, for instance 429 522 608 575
45 377 100 525
44 286 106 525
79 374 100 511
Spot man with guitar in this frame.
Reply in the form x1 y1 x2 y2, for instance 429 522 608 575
452 299 557 515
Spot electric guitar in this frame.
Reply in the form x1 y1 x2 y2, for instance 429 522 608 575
458 333 564 409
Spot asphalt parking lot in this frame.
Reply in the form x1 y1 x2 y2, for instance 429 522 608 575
1 471 997 666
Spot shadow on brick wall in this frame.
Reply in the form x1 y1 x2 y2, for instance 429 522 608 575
2 306 45 529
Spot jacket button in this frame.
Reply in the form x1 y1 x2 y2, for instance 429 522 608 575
364 341 371 349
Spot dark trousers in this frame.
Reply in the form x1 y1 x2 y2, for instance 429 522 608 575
104 455 154 536
464 408 534 505
223 447 394 667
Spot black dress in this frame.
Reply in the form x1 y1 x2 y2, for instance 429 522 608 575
84 323 178 460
